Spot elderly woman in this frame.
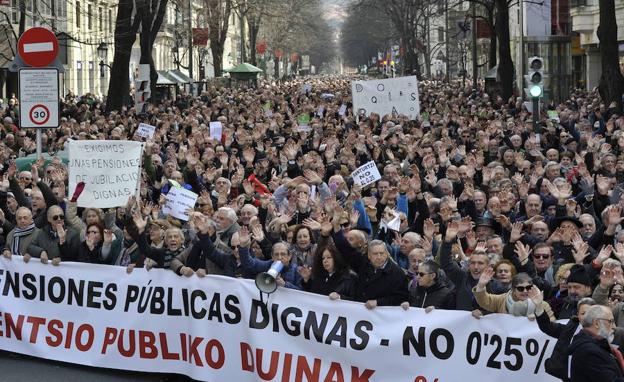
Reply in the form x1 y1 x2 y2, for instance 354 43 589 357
289 225 317 267
473 268 555 321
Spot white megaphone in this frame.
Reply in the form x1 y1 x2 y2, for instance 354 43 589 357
255 261 284 294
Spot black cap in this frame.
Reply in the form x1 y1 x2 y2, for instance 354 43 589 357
475 216 495 228
567 264 592 287
549 216 583 232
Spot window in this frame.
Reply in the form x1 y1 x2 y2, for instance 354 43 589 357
10 0 18 23
76 1 80 28
87 4 92 29
98 7 102 31
438 27 444 43
108 9 112 33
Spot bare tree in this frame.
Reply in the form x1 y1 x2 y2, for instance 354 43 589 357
137 0 168 105
204 0 232 77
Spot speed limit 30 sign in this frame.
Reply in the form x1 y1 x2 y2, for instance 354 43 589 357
19 68 59 128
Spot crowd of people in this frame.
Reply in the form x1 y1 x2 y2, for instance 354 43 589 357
1 76 624 381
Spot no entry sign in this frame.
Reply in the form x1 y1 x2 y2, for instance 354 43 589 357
18 27 59 67
19 68 59 128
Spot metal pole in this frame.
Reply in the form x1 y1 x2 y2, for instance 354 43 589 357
532 97 540 133
188 0 193 92
518 0 524 99
36 129 42 158
471 2 478 89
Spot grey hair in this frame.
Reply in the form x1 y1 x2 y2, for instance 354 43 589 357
511 273 533 288
581 305 610 328
218 207 238 223
577 297 596 310
368 239 388 253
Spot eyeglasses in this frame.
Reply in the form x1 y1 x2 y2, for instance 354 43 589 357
515 285 534 292
52 215 64 221
533 253 551 260
230 245 239 250
418 272 433 277
19 176 32 181
596 318 616 326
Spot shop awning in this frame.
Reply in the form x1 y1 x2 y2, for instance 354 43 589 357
169 69 193 84
156 70 176 85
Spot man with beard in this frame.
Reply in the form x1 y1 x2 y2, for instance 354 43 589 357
579 214 597 240
568 305 624 381
557 264 594 320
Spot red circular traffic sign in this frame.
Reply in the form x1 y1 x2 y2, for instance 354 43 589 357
18 27 59 67
29 104 50 125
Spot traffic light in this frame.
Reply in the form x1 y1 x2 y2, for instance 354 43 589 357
526 56 544 98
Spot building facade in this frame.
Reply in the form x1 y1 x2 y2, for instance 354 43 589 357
570 0 624 91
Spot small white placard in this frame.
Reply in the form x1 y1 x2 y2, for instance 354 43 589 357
351 161 381 187
136 123 156 139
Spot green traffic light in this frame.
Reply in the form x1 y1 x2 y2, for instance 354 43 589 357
529 85 542 98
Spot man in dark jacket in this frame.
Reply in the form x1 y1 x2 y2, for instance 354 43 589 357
403 260 454 310
338 238 408 308
534 296 596 382
568 305 624 382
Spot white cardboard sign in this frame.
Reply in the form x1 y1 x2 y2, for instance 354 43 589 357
209 121 223 141
162 186 198 221
19 68 59 128
68 140 143 208
351 75 420 120
351 160 382 187
136 122 156 139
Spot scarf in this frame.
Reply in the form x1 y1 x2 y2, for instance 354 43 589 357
117 239 138 266
505 292 537 317
611 346 624 373
12 223 35 255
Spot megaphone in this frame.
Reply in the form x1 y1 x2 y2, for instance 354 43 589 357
255 261 284 294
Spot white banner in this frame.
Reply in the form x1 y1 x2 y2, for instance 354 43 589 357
68 140 143 208
0 258 558 382
351 161 382 187
352 76 420 120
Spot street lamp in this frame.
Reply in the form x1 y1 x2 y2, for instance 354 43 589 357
97 42 110 78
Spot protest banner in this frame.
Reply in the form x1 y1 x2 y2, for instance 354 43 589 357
68 140 142 208
136 123 156 139
162 186 198 221
351 161 382 187
0 258 558 382
351 76 420 119
297 114 311 130
209 122 223 141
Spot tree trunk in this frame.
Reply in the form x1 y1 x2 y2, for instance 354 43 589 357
106 0 138 113
495 0 514 100
211 43 224 77
597 0 624 114
487 8 497 68
248 22 260 66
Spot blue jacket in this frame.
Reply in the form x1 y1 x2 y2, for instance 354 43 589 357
239 247 302 290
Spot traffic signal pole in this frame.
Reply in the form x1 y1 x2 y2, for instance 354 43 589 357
532 97 540 134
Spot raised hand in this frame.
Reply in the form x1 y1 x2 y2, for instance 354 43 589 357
528 286 543 306
509 222 525 243
132 209 147 234
297 266 312 282
477 267 494 289
514 241 531 263
250 223 265 242
423 218 435 239
238 226 251 247
445 221 459 242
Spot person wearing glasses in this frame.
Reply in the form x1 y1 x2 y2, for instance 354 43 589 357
26 205 80 263
568 305 624 382
473 268 555 321
401 260 454 311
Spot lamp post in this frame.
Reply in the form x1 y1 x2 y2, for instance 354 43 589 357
97 42 110 78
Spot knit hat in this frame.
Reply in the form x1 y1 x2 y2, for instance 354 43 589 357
567 264 592 287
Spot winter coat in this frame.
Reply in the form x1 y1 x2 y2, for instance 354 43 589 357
239 247 302 290
536 311 581 382
170 233 236 277
302 270 355 298
472 287 556 320
408 279 455 309
27 225 80 259
568 329 624 382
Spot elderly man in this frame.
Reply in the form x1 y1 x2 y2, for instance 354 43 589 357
27 205 80 262
389 231 421 270
568 305 624 382
2 207 39 258
336 239 408 308
214 207 240 252
401 260 454 310
237 228 301 289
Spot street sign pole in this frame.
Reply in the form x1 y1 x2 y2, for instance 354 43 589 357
533 97 540 134
36 130 42 158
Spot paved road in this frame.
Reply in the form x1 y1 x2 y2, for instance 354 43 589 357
0 351 193 382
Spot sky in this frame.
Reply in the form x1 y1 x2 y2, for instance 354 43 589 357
321 0 351 29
